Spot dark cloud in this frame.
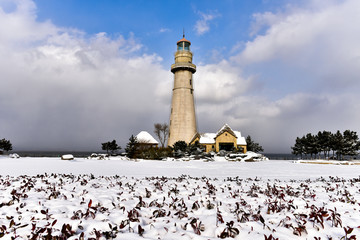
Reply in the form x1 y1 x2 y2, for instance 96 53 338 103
0 1 170 151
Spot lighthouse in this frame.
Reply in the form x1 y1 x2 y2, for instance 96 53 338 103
167 35 197 147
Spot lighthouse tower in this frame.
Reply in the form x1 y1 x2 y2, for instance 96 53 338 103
168 35 197 147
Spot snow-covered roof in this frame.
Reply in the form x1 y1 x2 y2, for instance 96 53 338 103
136 131 159 144
199 133 216 144
234 131 247 145
216 123 237 138
216 123 230 135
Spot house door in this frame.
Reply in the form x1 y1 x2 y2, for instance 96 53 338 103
219 143 234 151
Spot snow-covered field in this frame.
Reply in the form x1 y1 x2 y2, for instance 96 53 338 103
0 156 359 239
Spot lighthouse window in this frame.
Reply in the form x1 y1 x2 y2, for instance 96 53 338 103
184 42 190 50
177 42 183 51
189 79 192 85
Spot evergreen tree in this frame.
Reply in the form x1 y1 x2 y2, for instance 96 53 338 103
328 131 338 159
246 135 264 153
125 135 139 159
0 138 12 153
172 141 188 152
188 141 204 154
342 130 360 158
304 133 319 159
332 130 344 160
317 131 332 159
101 140 121 155
291 136 305 158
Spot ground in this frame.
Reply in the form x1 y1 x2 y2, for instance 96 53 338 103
0 156 359 239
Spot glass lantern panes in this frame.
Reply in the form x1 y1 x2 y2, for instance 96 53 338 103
184 42 190 50
177 42 183 51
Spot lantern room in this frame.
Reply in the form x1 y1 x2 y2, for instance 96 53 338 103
177 37 191 51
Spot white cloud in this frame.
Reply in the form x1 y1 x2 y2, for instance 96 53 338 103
194 11 220 35
249 12 279 37
159 28 170 33
195 61 253 103
239 0 360 74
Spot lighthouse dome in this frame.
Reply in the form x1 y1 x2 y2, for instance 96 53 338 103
177 37 191 45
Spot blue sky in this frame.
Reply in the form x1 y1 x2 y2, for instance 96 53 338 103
33 0 285 65
1 0 360 153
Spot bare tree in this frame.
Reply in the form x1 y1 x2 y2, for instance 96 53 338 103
154 123 169 147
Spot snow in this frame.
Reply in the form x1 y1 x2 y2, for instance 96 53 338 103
226 151 269 162
61 154 74 160
136 131 159 144
3 156 359 179
9 153 20 159
0 156 359 239
233 131 246 145
199 133 216 144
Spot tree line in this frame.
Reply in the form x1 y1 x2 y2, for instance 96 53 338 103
291 130 360 160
